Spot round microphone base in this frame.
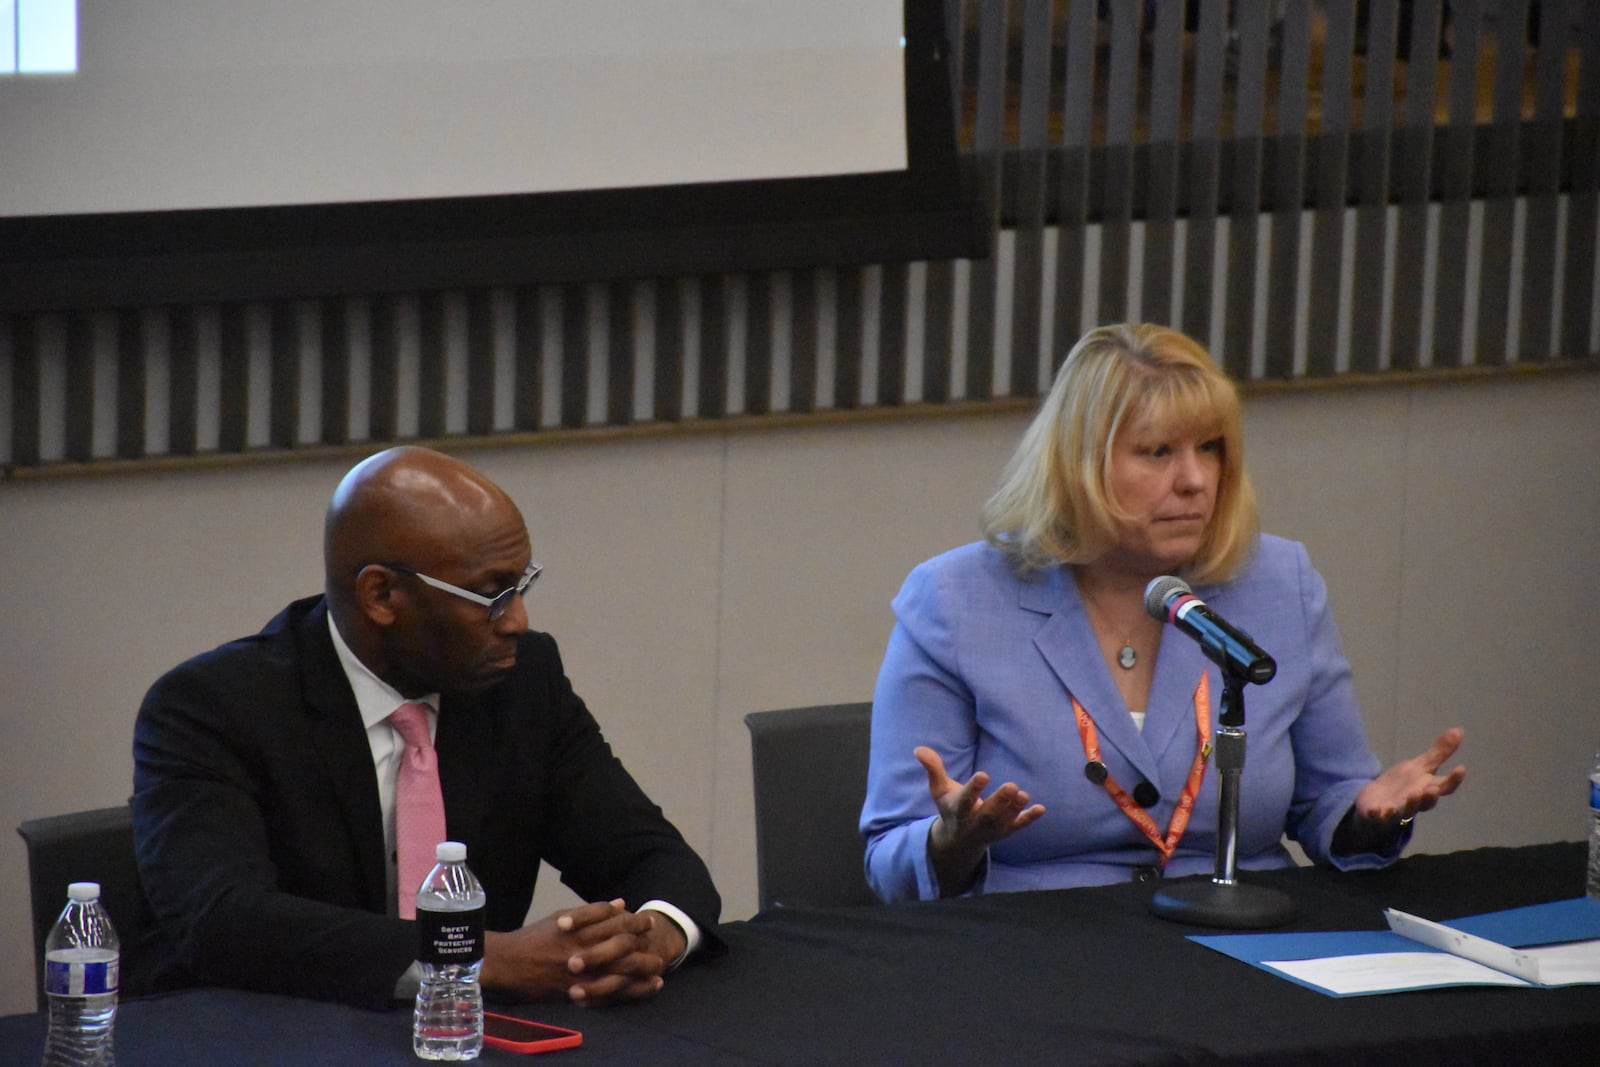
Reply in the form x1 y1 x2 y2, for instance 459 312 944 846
1148 878 1295 929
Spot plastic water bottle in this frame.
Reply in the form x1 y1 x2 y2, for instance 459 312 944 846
413 842 486 1061
42 881 119 1067
1588 751 1600 900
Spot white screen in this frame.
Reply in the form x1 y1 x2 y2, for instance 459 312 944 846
0 0 908 217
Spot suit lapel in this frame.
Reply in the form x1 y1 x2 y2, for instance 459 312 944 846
1140 627 1214 768
435 690 492 850
1024 569 1163 786
294 601 390 913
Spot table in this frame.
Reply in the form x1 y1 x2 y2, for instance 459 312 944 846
3 842 1595 1065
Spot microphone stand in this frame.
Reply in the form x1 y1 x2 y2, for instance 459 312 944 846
1149 667 1295 928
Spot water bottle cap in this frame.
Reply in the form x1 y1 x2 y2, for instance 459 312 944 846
435 841 467 862
67 882 101 901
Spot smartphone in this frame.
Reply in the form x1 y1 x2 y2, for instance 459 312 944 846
482 1012 583 1054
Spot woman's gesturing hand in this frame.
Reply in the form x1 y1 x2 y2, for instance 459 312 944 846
916 745 1046 896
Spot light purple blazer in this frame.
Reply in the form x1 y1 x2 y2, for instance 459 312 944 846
860 535 1403 902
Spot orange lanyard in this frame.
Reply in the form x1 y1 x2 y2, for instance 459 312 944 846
1071 673 1211 866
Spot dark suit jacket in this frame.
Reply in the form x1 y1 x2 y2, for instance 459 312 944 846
132 596 722 1007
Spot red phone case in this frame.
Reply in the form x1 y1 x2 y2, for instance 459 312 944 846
481 1012 583 1054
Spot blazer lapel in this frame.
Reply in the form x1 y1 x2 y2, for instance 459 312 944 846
294 600 390 913
435 691 492 850
1023 569 1164 787
1140 629 1215 769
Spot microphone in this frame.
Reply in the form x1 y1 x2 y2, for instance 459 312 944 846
1143 576 1277 685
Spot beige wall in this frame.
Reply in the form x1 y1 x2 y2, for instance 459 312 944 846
1 370 1596 1016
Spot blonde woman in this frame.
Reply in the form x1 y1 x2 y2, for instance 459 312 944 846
861 324 1465 901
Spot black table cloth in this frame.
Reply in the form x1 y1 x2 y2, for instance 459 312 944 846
3 842 1594 1065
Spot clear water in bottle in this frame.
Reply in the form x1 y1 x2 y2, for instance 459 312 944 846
414 842 486 1061
415 958 482 1061
42 882 119 1067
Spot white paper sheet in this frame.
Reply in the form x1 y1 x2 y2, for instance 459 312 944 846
1263 951 1535 996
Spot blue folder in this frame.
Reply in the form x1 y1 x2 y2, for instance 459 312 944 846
1190 897 1600 997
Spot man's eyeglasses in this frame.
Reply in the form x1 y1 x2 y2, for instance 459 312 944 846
385 560 542 622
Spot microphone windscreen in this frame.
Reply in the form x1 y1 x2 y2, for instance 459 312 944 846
1143 575 1191 621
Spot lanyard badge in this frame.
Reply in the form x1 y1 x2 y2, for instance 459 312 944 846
1072 672 1211 864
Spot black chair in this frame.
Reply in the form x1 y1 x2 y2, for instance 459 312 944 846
744 702 880 911
18 805 156 1012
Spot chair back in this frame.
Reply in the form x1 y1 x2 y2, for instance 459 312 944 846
18 805 156 1011
744 702 879 911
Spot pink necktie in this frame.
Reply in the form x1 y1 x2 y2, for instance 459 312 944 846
390 701 447 920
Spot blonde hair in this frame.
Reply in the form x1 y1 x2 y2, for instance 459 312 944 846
980 323 1258 584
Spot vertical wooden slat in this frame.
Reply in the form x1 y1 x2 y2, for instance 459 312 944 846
1350 0 1399 373
512 286 544 431
877 262 909 405
946 0 967 123
368 296 400 442
117 309 148 458
1182 0 1228 347
1224 1 1270 377
1052 0 1096 360
653 279 684 422
1266 0 1312 379
320 299 350 445
964 0 1007 397
933 0 965 397
1008 0 1051 396
12 315 41 467
467 288 496 434
745 272 774 415
1562 2 1600 358
1434 0 1483 367
218 303 249 453
1097 3 1141 327
1141 0 1185 329
1475 0 1528 365
1307 0 1354 378
64 311 94 462
1389 0 1443 370
268 302 300 449
834 267 865 409
922 260 955 402
418 291 448 437
788 271 819 412
606 282 636 426
696 275 729 419
1518 0 1569 363
560 284 587 427
169 306 200 456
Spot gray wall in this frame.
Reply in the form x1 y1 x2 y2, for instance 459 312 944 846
2 369 1597 1016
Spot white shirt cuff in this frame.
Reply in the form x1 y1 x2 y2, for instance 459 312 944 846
638 899 700 968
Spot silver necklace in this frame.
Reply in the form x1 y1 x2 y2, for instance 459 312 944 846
1079 578 1139 670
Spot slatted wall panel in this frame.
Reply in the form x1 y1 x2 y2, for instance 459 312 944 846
5 0 1599 474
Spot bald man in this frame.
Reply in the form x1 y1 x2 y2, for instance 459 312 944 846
132 447 722 1008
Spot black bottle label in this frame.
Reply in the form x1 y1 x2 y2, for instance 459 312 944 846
417 906 485 966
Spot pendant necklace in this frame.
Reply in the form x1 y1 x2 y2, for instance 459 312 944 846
1079 577 1140 671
